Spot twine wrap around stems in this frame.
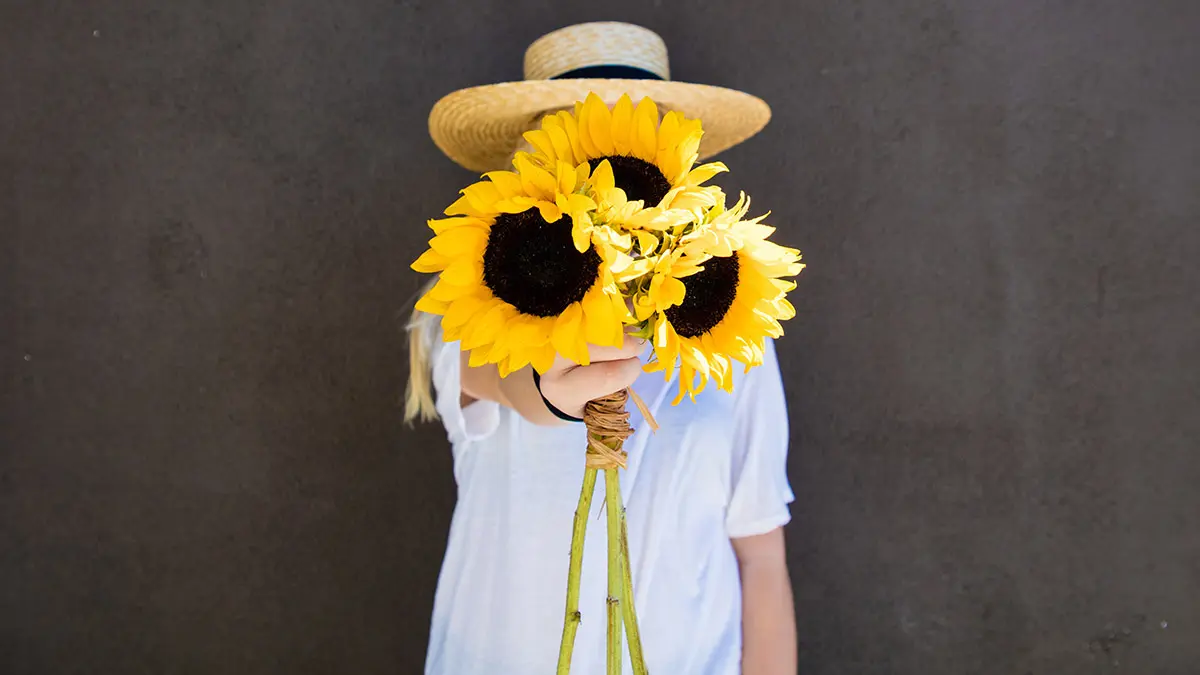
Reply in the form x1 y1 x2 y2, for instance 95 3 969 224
584 390 634 470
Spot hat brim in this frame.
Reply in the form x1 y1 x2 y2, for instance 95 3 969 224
428 79 771 173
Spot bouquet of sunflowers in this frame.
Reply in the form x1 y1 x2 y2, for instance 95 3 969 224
412 93 803 674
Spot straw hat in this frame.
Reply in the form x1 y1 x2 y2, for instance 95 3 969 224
428 21 772 173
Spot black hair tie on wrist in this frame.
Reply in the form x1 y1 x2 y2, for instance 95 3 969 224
531 370 585 423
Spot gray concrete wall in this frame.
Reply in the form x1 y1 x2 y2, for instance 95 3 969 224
2 1 1197 673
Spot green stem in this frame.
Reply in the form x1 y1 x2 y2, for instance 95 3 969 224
620 506 649 674
556 468 599 675
605 469 624 675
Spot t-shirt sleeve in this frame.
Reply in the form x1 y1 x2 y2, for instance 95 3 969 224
429 326 501 446
725 338 795 539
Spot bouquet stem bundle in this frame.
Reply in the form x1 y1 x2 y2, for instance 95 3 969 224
556 390 649 675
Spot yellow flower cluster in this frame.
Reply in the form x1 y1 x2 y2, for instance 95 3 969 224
413 93 803 403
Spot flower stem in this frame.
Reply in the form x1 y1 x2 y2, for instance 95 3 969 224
620 506 649 674
605 468 624 675
556 467 599 675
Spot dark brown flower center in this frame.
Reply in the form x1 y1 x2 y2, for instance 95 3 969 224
590 155 672 207
666 254 740 338
482 209 601 317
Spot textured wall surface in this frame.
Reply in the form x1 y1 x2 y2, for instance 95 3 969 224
2 1 1198 673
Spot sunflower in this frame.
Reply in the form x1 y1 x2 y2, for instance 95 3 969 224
520 93 728 216
412 158 631 377
640 194 805 404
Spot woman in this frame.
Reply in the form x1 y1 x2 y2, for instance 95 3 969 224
408 22 797 675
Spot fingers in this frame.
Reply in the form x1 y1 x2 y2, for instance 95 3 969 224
581 335 648 364
539 356 645 417
564 357 643 396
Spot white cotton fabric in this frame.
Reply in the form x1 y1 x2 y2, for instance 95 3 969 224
423 326 793 675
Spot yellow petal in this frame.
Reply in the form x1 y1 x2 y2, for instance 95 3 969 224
774 297 796 320
508 318 552 347
442 322 463 342
675 134 702 182
589 159 615 192
677 117 703 141
653 315 679 357
738 222 777 241
523 129 558 162
441 258 481 286
411 248 450 273
584 93 614 156
514 153 557 199
613 256 651 282
461 302 509 350
582 288 620 347
635 230 658 256
702 341 733 392
610 94 634 156
634 295 656 322
531 343 557 374
728 335 757 365
429 277 472 303
494 195 540 214
556 160 578 194
679 341 711 381
558 111 588 163
467 347 491 369
632 97 659 162
596 225 631 252
685 162 728 186
576 100 600 158
656 112 681 159
668 186 723 213
428 216 486 235
484 171 524 198
551 303 587 365
561 193 597 214
544 120 575 165
443 295 489 329
772 278 798 293
613 293 635 330
536 200 562 223
429 226 487 257
672 374 690 405
656 275 686 308
671 259 706 278
659 147 682 188
444 194 485 217
570 218 592 253
414 293 449 315
485 326 511 364
462 181 503 213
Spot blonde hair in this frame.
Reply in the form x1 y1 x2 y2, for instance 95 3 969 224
403 278 440 424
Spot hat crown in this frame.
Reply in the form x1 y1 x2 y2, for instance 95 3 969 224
524 22 671 82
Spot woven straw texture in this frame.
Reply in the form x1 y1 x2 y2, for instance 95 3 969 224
524 21 670 81
428 22 771 173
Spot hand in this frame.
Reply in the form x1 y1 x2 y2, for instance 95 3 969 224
536 336 647 419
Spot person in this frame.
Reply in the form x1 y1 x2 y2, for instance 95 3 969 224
408 22 797 675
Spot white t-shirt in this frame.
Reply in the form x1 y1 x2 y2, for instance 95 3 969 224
423 328 793 675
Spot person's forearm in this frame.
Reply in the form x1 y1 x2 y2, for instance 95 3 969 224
459 340 645 427
736 533 797 675
461 351 567 426
496 365 571 426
